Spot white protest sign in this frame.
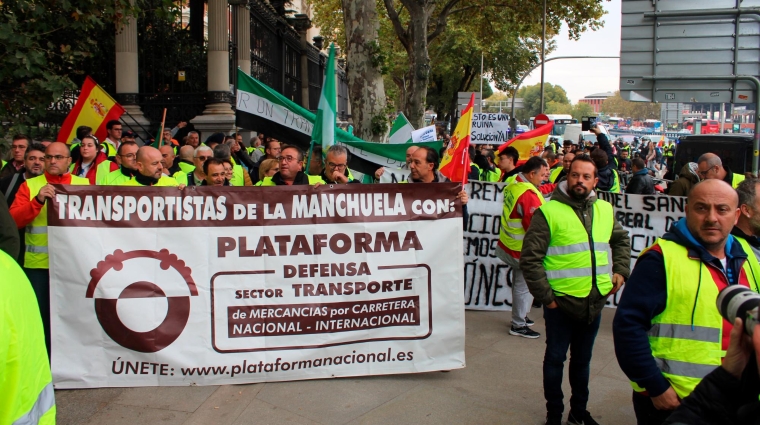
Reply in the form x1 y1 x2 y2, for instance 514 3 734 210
463 182 687 310
49 185 465 388
411 125 436 143
470 113 511 144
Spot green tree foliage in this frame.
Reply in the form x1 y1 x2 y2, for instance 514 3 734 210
515 83 570 121
572 102 594 121
311 0 607 128
482 91 511 113
601 91 661 120
0 0 137 131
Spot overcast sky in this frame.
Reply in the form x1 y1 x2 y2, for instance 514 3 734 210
518 0 622 104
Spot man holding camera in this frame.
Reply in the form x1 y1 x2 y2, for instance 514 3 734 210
614 179 760 425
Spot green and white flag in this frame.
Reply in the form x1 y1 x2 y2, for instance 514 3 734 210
311 43 337 156
234 68 441 180
388 113 415 144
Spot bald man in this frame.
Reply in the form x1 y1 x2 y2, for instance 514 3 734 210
119 146 180 187
176 145 196 176
614 179 759 425
697 152 746 189
159 144 180 175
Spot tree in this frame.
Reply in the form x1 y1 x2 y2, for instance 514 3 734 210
425 14 540 127
341 0 389 141
572 102 594 121
601 91 661 120
380 0 606 128
482 91 510 113
0 0 137 131
515 83 570 121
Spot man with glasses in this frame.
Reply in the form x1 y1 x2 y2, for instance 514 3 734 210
319 145 359 184
99 142 139 186
103 120 122 158
697 152 745 189
0 135 30 180
259 145 324 186
175 145 213 186
9 142 90 356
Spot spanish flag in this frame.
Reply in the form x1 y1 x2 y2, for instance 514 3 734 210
57 76 125 144
498 122 553 164
439 93 474 183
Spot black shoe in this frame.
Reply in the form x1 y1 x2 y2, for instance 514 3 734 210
544 414 562 425
509 326 540 339
525 316 535 327
568 410 600 425
532 300 542 308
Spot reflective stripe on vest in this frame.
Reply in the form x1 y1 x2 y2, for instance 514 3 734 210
24 174 90 269
610 170 621 193
12 382 55 425
631 239 757 398
540 199 615 298
1 252 56 425
499 181 544 252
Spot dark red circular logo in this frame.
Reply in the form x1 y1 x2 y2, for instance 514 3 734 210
86 249 198 353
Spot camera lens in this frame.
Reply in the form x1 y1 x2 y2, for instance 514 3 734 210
717 285 760 335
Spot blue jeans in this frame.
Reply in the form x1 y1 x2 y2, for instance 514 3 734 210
543 305 601 419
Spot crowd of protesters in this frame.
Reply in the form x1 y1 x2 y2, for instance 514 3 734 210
3 120 760 425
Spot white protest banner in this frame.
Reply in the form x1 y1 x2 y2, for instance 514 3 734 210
49 185 465 388
470 113 511 144
463 181 687 310
411 125 436 143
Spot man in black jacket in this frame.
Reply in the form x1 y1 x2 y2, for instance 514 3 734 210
626 158 655 195
589 126 618 191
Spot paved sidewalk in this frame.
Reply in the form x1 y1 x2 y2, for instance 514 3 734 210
56 310 636 425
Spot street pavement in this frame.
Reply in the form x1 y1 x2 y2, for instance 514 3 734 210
56 309 636 425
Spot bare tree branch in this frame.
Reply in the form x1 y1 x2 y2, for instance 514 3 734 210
382 0 410 51
427 0 461 43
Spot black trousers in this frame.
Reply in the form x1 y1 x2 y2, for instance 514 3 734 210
25 267 51 360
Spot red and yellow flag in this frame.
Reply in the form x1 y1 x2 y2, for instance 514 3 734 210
498 123 553 164
57 76 125 144
440 93 474 183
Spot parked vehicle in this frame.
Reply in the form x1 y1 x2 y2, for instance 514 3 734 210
673 134 754 175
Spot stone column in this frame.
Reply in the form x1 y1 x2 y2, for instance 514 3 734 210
191 0 236 140
293 14 312 110
115 2 150 140
236 3 251 75
235 2 252 143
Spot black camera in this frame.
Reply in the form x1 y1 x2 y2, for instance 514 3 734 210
581 116 597 131
717 285 760 336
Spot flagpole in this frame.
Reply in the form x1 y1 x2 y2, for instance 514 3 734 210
157 108 167 147
305 139 315 175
